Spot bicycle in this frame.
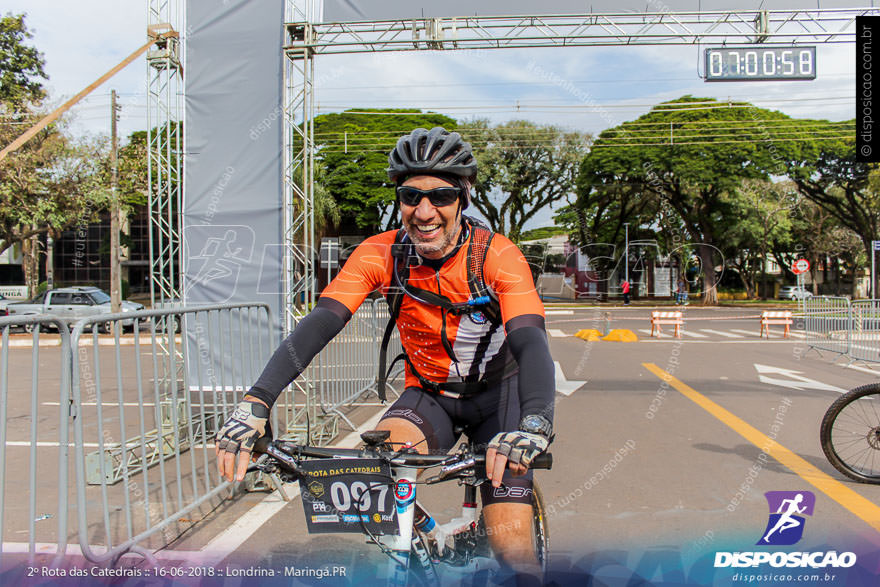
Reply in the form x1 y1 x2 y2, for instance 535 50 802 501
820 383 880 484
249 430 552 585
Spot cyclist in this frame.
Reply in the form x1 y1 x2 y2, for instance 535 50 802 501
215 127 556 581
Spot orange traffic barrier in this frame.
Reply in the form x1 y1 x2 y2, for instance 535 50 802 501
760 311 792 338
651 311 683 338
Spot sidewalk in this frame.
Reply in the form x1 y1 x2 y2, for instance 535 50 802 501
2 332 181 347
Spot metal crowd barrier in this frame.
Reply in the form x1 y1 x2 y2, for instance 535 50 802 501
850 300 880 363
0 316 72 567
310 297 403 431
804 297 880 364
0 303 272 568
1 296 404 567
803 296 851 357
68 303 271 566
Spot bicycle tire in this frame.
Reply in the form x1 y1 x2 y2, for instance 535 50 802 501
820 383 880 484
474 480 550 572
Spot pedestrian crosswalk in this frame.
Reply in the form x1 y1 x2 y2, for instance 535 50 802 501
699 329 742 338
627 327 806 340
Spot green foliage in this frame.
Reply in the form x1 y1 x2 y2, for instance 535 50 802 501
723 179 799 298
0 14 115 289
116 130 149 208
567 95 814 303
292 159 340 239
462 119 590 243
0 13 47 108
786 130 877 267
313 109 458 234
0 116 111 257
521 226 568 241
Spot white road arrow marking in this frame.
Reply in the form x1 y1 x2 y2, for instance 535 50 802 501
555 361 587 396
548 329 568 337
754 364 846 393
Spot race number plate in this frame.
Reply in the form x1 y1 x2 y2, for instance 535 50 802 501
297 458 398 534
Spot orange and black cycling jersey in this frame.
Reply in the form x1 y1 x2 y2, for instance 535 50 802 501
320 228 545 390
248 223 556 422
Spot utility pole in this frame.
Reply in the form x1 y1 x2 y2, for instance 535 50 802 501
110 90 122 319
46 234 54 290
624 222 630 284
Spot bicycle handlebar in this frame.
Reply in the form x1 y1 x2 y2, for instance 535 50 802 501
253 437 553 470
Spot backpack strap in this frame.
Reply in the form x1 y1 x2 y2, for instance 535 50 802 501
376 220 502 402
464 219 502 325
377 229 409 403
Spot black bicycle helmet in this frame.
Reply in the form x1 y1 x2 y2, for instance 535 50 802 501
387 127 477 197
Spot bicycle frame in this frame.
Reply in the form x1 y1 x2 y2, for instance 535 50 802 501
252 437 551 584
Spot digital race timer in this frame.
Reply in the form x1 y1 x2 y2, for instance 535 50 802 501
704 46 816 81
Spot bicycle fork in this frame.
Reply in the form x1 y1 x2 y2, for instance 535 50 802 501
382 466 437 586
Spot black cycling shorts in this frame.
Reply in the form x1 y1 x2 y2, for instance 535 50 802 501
379 374 534 507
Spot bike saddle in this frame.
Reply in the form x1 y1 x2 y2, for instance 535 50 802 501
361 429 391 446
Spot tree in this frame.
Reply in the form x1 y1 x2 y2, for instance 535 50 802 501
0 120 110 293
313 109 458 234
0 13 47 108
292 159 340 241
782 199 865 297
463 120 590 243
555 149 662 295
0 14 112 294
783 199 833 294
723 180 799 299
115 130 149 209
785 126 877 276
574 96 798 304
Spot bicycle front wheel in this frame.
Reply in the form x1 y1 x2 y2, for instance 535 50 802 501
475 480 550 572
820 383 880 484
532 482 550 570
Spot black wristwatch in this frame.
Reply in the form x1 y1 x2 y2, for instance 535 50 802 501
519 414 553 439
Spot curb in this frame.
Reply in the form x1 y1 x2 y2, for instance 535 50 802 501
3 335 182 348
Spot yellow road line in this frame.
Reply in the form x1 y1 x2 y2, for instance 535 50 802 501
642 362 880 535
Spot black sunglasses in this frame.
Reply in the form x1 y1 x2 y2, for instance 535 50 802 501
396 186 461 208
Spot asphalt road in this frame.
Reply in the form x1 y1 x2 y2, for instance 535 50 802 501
4 305 880 585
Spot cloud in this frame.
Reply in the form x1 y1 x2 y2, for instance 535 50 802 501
14 0 149 138
11 2 855 147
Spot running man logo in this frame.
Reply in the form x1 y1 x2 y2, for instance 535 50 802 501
184 226 255 302
757 491 815 546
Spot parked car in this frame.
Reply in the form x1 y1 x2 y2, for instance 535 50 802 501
778 285 813 300
0 293 7 317
5 286 146 332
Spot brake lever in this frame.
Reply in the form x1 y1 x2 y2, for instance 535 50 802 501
425 455 478 485
248 450 298 501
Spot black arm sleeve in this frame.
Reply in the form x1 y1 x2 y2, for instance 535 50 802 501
506 315 555 425
247 298 352 407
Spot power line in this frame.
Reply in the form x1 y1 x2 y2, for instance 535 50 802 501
317 73 855 92
314 121 853 141
317 94 852 109
314 134 851 154
589 135 853 148
321 99 852 117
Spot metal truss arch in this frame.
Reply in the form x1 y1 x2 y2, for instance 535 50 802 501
279 5 871 442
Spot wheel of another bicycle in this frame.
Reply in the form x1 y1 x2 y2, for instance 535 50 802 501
820 383 880 484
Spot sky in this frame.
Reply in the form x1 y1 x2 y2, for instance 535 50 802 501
5 0 859 228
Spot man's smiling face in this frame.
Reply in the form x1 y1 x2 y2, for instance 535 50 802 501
399 175 463 260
